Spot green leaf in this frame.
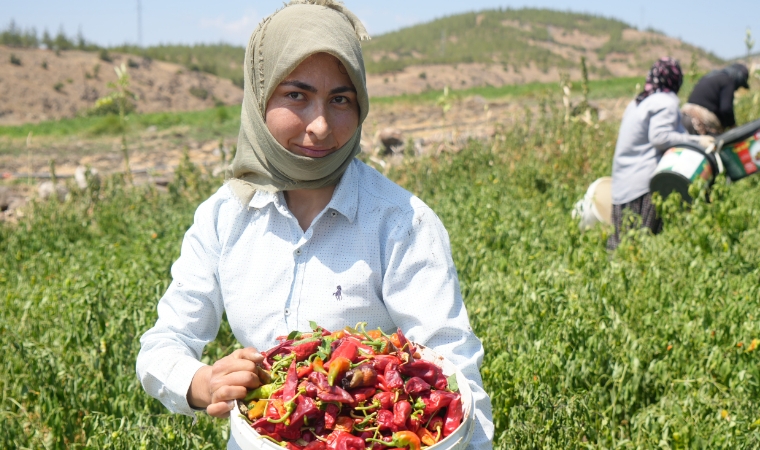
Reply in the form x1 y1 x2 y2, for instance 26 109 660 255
287 330 301 340
309 320 319 331
447 374 459 392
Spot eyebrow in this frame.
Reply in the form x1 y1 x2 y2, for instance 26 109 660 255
280 80 356 95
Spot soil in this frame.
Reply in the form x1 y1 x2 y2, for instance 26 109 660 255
0 46 243 125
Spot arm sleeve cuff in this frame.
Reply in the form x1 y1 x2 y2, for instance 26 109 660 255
162 356 207 417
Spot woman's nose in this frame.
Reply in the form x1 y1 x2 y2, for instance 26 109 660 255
305 106 332 141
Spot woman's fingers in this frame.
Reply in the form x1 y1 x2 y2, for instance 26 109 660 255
210 384 249 406
235 347 265 363
206 399 237 418
201 347 267 418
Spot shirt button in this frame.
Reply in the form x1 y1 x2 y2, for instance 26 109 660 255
284 308 291 316
295 248 302 256
331 211 337 217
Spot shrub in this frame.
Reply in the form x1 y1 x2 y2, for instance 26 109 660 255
189 86 209 100
9 53 21 66
53 81 64 92
99 48 112 62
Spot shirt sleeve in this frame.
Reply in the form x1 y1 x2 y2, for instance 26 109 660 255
381 203 494 450
135 191 228 416
648 98 701 153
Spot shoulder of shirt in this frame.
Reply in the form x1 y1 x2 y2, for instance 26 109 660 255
351 159 431 216
639 92 680 112
192 183 250 224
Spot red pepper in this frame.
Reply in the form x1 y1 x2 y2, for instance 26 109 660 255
392 400 412 430
252 417 282 441
398 360 441 386
283 360 299 401
433 372 449 390
443 395 462 437
371 355 401 373
327 356 352 387
372 391 395 410
262 339 295 369
304 441 326 450
428 416 444 436
297 363 314 379
376 409 395 431
299 380 318 398
395 328 416 356
348 386 377 404
383 363 404 390
285 396 319 431
420 390 457 416
286 443 304 450
293 339 322 362
403 377 430 395
406 414 422 433
324 403 340 430
326 340 359 367
308 372 355 404
325 431 365 450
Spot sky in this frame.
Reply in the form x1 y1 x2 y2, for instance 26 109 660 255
4 1 759 60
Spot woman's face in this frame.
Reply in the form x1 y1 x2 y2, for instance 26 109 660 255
265 53 359 158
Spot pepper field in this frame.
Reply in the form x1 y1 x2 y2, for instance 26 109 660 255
2 92 760 449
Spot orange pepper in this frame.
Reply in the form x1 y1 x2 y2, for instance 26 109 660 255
366 330 383 339
416 428 437 446
313 356 327 374
247 400 267 421
334 416 354 432
331 330 346 339
327 356 351 386
390 333 403 349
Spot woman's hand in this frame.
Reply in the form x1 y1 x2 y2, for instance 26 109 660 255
187 347 265 418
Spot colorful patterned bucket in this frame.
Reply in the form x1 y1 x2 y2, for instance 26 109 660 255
716 118 760 181
650 146 715 203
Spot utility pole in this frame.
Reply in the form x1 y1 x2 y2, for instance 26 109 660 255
137 0 143 47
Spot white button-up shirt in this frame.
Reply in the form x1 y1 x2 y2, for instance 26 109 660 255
136 159 494 450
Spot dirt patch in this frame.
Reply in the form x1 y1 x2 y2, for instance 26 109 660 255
0 46 243 125
549 28 609 50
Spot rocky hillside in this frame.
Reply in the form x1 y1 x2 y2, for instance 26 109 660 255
0 46 243 125
363 8 724 96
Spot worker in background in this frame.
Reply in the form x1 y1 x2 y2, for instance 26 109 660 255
608 57 713 251
681 63 750 135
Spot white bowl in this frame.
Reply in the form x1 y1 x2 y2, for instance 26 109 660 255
230 344 475 450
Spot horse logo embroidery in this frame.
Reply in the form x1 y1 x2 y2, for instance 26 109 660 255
332 285 342 301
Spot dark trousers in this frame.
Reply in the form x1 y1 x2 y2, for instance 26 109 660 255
606 192 662 251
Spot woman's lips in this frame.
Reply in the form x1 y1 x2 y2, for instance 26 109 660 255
295 145 334 158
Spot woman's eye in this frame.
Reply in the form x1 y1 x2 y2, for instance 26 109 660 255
287 92 304 100
332 96 349 104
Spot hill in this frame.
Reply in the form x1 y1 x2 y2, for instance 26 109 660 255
0 46 243 125
363 8 724 96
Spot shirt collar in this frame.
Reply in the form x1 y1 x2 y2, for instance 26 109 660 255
245 160 359 223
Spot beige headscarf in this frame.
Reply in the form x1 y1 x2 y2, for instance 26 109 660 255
228 0 370 205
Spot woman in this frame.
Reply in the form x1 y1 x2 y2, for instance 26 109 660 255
682 63 750 135
136 1 494 449
607 58 714 251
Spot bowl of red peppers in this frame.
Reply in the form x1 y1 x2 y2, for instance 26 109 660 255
230 322 474 450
